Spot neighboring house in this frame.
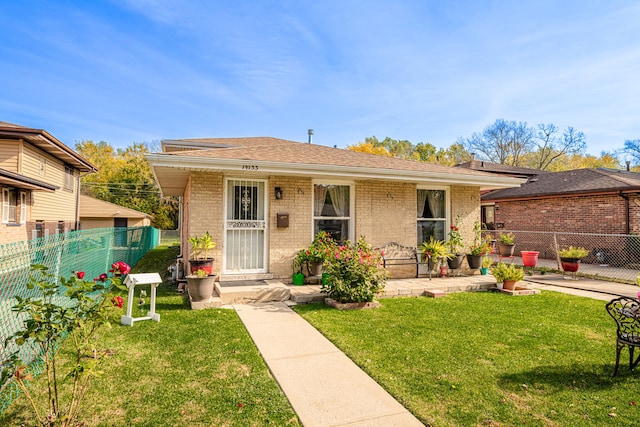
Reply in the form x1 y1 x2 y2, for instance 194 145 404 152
470 163 640 235
147 137 523 280
0 122 96 243
78 195 152 230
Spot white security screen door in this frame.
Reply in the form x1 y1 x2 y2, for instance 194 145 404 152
224 179 267 273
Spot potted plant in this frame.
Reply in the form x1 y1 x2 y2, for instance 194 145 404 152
298 231 337 276
419 237 452 271
186 268 216 302
559 246 589 273
480 255 492 275
490 262 525 291
188 231 216 275
466 222 491 269
446 219 465 269
497 232 515 256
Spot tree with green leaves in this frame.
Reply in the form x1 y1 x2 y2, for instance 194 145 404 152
76 140 178 229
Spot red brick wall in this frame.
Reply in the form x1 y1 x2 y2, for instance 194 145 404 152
494 193 636 233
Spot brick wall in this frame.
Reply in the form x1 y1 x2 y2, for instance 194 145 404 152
355 181 416 246
181 173 485 280
494 194 631 233
0 224 29 243
269 176 313 279
185 172 224 274
450 185 481 247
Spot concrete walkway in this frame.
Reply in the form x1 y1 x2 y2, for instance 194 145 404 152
234 273 639 426
234 302 424 427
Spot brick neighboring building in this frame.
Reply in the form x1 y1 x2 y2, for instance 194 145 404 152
147 138 523 281
457 161 640 235
0 122 96 243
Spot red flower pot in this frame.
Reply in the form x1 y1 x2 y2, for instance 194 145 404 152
520 251 539 267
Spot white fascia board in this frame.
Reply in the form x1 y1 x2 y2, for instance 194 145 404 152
145 154 525 189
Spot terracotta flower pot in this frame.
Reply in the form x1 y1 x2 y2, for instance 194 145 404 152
503 280 517 291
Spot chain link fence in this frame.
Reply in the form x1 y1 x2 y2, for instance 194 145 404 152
485 230 640 283
0 226 159 413
160 229 180 246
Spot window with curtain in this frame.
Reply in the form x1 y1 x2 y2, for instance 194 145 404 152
417 189 446 245
313 184 350 244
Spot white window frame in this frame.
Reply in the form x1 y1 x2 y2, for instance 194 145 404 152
19 191 27 224
311 180 354 243
416 186 450 246
2 188 9 224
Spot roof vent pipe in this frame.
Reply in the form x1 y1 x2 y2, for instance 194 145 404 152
308 129 314 144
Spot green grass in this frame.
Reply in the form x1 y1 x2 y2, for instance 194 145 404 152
1 245 299 426
294 293 640 426
5 246 638 426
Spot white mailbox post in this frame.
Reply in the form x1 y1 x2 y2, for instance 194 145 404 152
121 273 162 326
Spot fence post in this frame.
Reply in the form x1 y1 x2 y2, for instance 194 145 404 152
552 232 560 269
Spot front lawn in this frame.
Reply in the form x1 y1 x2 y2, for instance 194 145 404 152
295 292 639 426
1 245 300 426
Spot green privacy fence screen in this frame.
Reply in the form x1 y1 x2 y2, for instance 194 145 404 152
0 226 159 413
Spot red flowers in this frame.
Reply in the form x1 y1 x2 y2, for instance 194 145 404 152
95 273 109 282
74 271 85 279
111 261 131 275
111 295 124 308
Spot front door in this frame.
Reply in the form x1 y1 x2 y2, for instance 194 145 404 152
223 179 267 274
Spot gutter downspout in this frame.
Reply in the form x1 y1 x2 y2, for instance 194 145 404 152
619 191 630 235
75 170 95 231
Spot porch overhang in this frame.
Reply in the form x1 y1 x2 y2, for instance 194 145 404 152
0 168 59 191
147 153 525 197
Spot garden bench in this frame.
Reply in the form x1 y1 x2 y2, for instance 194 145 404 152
605 296 640 376
378 242 432 280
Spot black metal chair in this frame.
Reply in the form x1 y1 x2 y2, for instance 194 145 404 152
605 296 640 376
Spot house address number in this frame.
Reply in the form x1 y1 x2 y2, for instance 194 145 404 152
242 165 259 170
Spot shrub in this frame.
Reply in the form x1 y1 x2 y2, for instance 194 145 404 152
490 262 525 283
321 237 388 303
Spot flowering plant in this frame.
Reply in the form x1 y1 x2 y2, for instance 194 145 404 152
2 261 130 427
468 221 492 256
293 231 337 274
321 236 388 303
447 218 464 255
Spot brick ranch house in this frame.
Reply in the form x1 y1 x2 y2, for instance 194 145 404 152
458 161 640 265
147 137 523 281
463 163 640 234
0 122 96 243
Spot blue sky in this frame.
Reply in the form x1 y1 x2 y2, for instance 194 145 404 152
1 1 639 156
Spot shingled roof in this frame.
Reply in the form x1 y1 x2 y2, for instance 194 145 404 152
0 121 96 172
148 137 526 196
482 168 640 201
455 160 547 178
163 137 495 175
